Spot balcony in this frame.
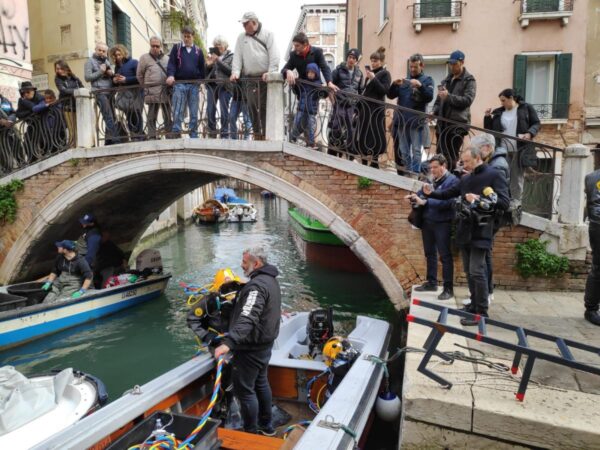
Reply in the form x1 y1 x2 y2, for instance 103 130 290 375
518 0 574 28
411 1 464 32
531 103 569 122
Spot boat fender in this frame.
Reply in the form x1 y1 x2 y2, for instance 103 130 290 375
375 391 401 422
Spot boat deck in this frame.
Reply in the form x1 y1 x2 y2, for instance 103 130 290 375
219 428 283 450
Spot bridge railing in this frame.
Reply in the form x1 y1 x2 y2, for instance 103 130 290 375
285 79 563 219
0 97 76 176
89 78 262 145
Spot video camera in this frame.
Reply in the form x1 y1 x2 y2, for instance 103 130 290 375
454 187 498 227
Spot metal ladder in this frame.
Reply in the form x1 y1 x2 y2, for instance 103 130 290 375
407 299 600 401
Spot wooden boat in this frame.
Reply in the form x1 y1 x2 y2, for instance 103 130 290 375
192 199 229 224
288 208 368 273
0 367 108 448
0 274 171 351
34 312 391 449
227 203 258 223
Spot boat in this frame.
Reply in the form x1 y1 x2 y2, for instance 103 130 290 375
213 187 248 205
0 366 108 448
288 207 368 273
192 199 229 224
261 190 276 199
33 311 391 449
227 202 258 223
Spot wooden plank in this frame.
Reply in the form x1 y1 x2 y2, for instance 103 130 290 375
268 367 298 399
280 428 305 450
218 428 283 450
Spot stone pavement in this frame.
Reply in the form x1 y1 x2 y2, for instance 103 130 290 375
400 286 600 449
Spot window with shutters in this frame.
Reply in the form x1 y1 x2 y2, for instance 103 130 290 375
104 0 132 51
380 0 388 26
513 53 571 120
412 0 463 32
356 18 363 56
419 56 449 112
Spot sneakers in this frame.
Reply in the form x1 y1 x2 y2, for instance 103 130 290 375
584 310 600 326
437 289 454 300
414 282 438 292
257 425 276 437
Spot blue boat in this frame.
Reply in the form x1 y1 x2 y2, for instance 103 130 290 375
0 274 171 351
213 187 248 204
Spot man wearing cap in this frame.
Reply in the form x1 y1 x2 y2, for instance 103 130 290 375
166 26 206 138
432 50 477 169
328 48 364 156
77 213 102 270
42 240 93 302
231 12 280 139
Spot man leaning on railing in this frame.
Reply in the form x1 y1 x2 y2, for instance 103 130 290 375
85 43 117 145
166 26 206 139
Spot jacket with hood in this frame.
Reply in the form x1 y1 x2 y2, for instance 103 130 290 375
388 72 434 124
486 147 510 183
84 54 114 90
281 45 332 84
52 254 93 281
331 62 364 95
223 264 281 351
432 68 476 124
297 63 327 115
483 102 541 150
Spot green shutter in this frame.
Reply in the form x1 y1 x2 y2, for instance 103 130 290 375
116 12 132 50
553 53 572 119
357 18 363 56
513 54 527 99
104 0 114 48
420 0 452 18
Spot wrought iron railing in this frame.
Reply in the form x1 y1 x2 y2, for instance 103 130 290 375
412 1 464 18
520 0 574 14
285 79 563 218
0 98 75 176
90 78 262 145
530 103 569 120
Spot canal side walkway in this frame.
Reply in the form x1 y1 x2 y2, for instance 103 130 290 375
400 287 600 449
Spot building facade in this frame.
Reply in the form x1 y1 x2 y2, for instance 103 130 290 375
27 0 207 92
0 0 32 102
583 0 600 148
288 3 346 72
345 0 587 147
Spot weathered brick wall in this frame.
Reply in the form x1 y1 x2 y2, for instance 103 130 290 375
1 150 589 292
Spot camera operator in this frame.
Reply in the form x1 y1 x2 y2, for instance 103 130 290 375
423 146 509 325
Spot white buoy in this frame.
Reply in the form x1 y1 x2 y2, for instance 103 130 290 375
375 391 401 422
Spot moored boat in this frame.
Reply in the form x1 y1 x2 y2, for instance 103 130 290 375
288 207 368 273
33 311 391 449
192 199 229 224
227 203 258 223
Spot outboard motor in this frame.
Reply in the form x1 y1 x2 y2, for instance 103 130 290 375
307 307 334 357
135 249 163 275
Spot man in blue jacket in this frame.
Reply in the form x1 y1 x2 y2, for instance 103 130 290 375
166 26 206 138
388 54 434 174
424 146 509 325
407 154 458 300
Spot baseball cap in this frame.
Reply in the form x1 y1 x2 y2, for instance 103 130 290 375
55 240 77 251
79 213 96 225
239 12 258 23
447 50 465 64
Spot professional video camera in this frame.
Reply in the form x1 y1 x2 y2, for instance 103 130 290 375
454 187 498 227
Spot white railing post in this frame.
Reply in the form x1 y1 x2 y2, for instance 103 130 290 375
75 88 95 148
265 72 284 141
558 144 590 224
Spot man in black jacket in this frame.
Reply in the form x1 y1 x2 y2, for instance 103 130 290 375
215 247 281 435
584 159 600 326
432 50 476 169
281 32 335 90
424 146 509 325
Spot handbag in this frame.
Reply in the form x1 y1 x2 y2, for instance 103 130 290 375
408 206 424 229
115 89 137 112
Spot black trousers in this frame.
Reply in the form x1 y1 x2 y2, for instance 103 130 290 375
436 124 467 169
421 220 453 289
231 347 273 433
244 80 267 139
585 222 600 312
461 245 489 314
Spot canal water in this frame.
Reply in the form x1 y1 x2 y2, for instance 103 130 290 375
0 192 398 401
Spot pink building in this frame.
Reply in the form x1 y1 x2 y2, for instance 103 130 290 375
345 0 586 147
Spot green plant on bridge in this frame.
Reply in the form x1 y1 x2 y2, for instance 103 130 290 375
168 10 206 53
358 177 372 189
515 239 569 278
0 179 24 224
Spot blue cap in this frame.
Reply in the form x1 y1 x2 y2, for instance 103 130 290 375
55 240 77 251
447 50 465 64
79 213 96 225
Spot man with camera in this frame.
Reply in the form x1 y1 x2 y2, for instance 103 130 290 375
423 146 509 325
206 36 234 138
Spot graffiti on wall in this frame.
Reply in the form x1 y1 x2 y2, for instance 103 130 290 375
0 0 30 64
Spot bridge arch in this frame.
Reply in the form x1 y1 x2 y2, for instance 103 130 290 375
0 152 405 306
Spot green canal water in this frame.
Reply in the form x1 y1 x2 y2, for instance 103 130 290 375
0 193 399 401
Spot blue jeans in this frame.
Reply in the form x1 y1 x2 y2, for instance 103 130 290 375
230 100 252 140
207 84 232 138
290 111 316 145
96 93 116 144
172 83 199 138
397 121 424 173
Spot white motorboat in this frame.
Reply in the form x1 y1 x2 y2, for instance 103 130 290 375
227 203 258 223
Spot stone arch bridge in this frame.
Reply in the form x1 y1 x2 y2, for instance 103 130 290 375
0 138 590 310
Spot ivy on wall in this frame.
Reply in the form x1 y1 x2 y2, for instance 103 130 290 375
0 179 24 225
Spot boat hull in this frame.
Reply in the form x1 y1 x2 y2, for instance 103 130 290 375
0 275 171 351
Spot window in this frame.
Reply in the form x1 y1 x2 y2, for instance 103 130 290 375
380 0 388 25
325 54 335 72
417 0 452 18
514 53 572 119
419 58 449 112
105 0 131 49
321 18 336 34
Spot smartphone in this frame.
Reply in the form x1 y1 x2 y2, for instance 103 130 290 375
437 84 445 90
209 47 220 56
365 65 371 71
